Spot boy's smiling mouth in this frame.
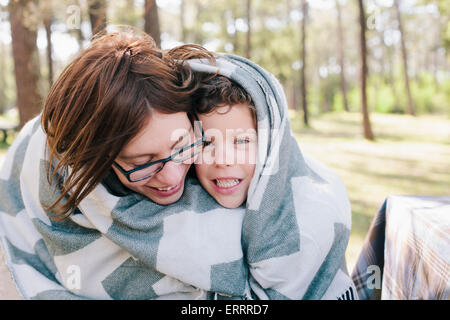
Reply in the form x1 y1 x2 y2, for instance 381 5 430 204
211 177 243 194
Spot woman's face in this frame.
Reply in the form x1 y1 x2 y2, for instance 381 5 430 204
113 111 194 205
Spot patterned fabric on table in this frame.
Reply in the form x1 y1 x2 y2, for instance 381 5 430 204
352 195 450 300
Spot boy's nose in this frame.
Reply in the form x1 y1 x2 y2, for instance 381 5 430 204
214 143 235 167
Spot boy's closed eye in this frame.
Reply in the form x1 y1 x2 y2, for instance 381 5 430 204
202 136 254 148
234 136 251 145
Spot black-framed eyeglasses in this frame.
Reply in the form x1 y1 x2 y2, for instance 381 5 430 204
113 114 205 183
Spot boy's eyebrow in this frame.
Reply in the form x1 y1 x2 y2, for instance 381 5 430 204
119 130 192 160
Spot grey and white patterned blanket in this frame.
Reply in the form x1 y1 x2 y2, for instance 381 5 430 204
0 54 356 299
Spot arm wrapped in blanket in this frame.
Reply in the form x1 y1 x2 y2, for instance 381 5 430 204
0 117 250 299
0 117 88 299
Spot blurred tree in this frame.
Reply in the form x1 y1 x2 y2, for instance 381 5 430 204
180 0 186 42
43 16 53 86
300 0 308 125
245 0 251 59
384 37 401 112
421 0 450 55
358 0 374 140
144 0 161 48
0 43 6 114
41 1 53 87
336 0 349 112
66 0 85 50
231 4 240 55
9 0 42 128
122 0 139 26
88 0 107 36
439 0 450 54
394 0 415 115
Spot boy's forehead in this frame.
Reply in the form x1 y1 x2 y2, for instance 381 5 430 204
198 103 255 128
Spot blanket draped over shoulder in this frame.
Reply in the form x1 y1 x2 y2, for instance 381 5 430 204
0 54 356 300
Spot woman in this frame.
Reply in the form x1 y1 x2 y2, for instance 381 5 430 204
42 31 209 215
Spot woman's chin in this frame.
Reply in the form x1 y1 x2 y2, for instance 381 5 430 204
142 182 185 205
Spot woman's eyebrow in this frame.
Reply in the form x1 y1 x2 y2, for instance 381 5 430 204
119 153 155 160
119 130 192 160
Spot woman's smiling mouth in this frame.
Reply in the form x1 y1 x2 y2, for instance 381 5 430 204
146 183 182 197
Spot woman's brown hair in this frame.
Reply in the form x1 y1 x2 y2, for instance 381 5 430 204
41 29 215 219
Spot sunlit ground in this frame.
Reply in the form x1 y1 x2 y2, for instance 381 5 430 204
290 111 450 272
0 111 449 279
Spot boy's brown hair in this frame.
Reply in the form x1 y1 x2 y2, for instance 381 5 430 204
192 75 256 119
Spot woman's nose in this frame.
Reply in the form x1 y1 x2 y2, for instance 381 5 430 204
155 161 187 186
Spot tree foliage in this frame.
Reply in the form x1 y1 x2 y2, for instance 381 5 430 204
0 0 449 126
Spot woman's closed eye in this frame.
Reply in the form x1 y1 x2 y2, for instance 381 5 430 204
131 158 153 168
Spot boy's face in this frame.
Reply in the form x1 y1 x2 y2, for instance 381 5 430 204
195 103 257 208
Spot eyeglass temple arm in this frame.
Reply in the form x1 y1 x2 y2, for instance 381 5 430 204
192 112 205 141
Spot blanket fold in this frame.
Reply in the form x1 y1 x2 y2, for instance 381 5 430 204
0 54 356 300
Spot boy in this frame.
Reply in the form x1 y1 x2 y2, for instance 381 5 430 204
191 75 257 209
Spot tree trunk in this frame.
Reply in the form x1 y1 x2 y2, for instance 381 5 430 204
144 0 161 48
232 6 239 55
394 0 415 115
300 0 309 126
291 77 298 110
74 0 85 49
0 43 6 114
88 0 107 36
358 0 374 140
245 0 251 59
180 0 186 43
432 21 441 88
386 44 401 112
43 14 53 88
9 0 42 128
336 0 349 112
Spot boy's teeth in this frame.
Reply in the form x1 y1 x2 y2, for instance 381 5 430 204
215 179 240 188
156 185 177 191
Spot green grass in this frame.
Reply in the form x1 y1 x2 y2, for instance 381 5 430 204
0 111 449 274
290 111 450 272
